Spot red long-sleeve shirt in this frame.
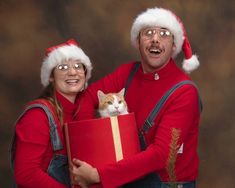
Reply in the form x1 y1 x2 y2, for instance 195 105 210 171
76 59 201 187
14 92 77 188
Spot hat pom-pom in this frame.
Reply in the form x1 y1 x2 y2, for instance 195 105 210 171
182 55 200 74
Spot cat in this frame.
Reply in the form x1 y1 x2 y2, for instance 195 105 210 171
97 88 128 118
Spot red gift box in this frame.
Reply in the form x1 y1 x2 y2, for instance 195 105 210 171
64 113 140 188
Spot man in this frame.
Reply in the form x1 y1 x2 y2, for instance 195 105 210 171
73 7 201 188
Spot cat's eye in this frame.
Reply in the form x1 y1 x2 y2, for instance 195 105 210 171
118 101 122 104
107 101 113 105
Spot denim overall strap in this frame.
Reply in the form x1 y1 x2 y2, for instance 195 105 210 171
123 63 161 187
144 80 202 132
140 80 202 150
22 104 63 151
124 62 140 97
20 104 70 186
10 103 65 188
10 104 63 167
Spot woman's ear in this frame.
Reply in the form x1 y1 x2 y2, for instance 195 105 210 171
49 74 54 83
49 77 54 82
136 35 140 48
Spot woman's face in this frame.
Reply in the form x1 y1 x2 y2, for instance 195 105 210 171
50 59 86 103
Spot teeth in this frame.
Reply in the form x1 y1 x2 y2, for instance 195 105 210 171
66 79 78 83
149 48 161 53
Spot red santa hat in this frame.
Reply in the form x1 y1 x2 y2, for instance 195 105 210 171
41 39 92 87
130 7 199 73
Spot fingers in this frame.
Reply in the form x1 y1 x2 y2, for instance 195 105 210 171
72 158 83 166
70 159 98 185
70 165 79 176
70 166 89 188
70 167 83 186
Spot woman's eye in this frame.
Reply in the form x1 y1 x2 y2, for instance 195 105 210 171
63 65 69 69
74 63 83 69
74 64 80 68
58 65 68 70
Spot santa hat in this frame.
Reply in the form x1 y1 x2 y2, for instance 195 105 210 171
130 7 199 73
41 39 92 87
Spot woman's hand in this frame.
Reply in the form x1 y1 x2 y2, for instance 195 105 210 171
70 158 100 187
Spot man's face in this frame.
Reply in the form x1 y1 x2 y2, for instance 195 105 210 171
137 27 176 73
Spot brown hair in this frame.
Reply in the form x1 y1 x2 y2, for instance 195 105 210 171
38 83 64 125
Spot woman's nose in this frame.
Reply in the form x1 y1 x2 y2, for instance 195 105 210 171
67 66 77 75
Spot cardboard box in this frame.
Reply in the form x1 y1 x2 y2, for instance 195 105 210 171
65 113 140 188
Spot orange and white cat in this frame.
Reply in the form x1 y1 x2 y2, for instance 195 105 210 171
97 88 128 117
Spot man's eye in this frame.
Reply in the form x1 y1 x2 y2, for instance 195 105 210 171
165 31 170 35
146 30 153 35
160 31 165 36
160 30 171 36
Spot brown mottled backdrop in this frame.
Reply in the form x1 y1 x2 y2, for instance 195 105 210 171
0 0 234 187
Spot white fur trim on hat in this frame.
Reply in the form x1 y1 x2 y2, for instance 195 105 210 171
182 55 200 74
131 7 184 58
181 36 200 73
41 43 92 87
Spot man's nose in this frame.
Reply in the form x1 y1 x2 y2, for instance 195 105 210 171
151 33 160 43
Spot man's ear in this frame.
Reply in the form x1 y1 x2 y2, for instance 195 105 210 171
172 42 177 53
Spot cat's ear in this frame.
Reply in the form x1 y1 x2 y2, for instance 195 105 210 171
118 88 125 96
97 90 105 101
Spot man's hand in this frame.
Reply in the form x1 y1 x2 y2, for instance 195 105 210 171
70 158 100 187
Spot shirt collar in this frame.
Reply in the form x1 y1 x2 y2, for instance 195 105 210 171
138 59 178 80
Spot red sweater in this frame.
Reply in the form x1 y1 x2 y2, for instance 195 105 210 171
76 59 201 187
14 92 77 188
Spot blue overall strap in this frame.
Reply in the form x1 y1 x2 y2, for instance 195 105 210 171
21 104 63 151
142 80 202 134
10 103 63 169
124 62 140 97
10 103 64 188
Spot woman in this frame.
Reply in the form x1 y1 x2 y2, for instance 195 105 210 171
10 39 92 188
